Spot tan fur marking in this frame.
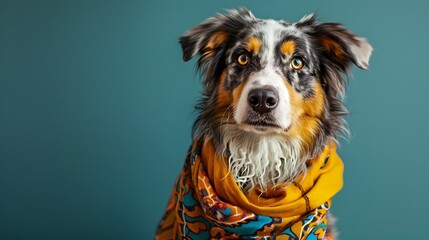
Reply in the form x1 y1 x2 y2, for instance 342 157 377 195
206 31 228 49
320 36 347 61
215 71 235 124
232 82 246 105
246 36 261 54
280 41 296 55
302 82 325 118
232 80 247 115
284 80 325 155
216 71 232 108
202 31 229 60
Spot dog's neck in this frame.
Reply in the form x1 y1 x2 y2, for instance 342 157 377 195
219 125 307 192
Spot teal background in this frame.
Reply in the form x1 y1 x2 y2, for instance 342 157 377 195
1 0 428 239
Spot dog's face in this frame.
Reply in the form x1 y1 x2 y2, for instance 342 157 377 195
180 8 371 189
222 19 326 137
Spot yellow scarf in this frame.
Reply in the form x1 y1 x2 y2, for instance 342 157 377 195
156 140 343 239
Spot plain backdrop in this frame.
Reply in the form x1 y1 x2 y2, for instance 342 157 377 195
1 0 429 239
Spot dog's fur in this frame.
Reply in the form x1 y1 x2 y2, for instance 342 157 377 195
180 8 371 193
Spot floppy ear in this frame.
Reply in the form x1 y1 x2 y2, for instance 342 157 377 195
297 14 373 71
179 8 256 62
316 23 372 70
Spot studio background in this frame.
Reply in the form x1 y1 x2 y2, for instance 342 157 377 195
1 0 428 239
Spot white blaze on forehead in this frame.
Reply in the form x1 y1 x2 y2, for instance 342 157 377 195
234 20 293 130
259 20 285 66
257 20 301 64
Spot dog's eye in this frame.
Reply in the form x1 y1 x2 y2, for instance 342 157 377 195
291 57 304 70
237 54 249 66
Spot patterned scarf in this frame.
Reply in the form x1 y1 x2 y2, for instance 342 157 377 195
156 140 343 239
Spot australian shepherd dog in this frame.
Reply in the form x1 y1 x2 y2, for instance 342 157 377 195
157 8 372 239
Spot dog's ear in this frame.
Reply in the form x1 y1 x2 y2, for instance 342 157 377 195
297 14 372 102
297 14 373 71
179 8 256 62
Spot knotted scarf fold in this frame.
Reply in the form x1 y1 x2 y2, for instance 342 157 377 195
156 140 343 239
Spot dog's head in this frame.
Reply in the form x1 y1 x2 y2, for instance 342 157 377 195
180 8 372 190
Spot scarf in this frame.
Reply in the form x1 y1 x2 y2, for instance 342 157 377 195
156 140 343 239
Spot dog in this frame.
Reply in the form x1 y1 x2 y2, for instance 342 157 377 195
156 8 372 239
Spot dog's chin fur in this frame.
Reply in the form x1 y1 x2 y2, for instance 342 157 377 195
219 124 307 192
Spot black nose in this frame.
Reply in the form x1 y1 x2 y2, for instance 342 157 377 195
247 87 279 115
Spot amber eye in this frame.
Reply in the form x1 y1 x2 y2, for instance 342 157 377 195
291 57 304 70
237 54 249 66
